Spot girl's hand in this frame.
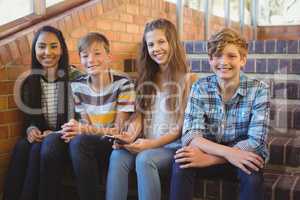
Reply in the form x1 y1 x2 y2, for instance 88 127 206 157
224 148 264 175
112 131 135 149
123 138 156 153
61 119 86 142
27 128 43 143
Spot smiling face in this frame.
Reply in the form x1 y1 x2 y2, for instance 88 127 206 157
79 41 111 76
35 32 62 71
209 44 246 84
145 29 170 71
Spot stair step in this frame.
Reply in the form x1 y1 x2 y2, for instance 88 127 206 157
267 135 300 167
184 40 300 55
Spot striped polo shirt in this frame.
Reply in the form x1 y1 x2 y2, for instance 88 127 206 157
71 72 135 128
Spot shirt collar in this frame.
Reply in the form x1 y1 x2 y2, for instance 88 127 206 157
208 73 248 97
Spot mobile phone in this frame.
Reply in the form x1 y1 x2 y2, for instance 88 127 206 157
104 135 116 142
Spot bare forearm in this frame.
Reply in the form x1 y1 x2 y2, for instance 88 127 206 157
151 131 180 148
191 136 233 158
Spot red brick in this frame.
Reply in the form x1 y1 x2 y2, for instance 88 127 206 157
64 15 73 34
90 6 97 17
102 0 110 12
0 153 10 169
7 95 17 109
0 126 9 140
71 11 81 27
8 41 21 60
127 5 139 15
7 65 30 81
102 12 119 21
9 123 23 137
78 10 87 25
84 7 92 20
0 82 10 95
0 45 12 65
21 54 31 65
0 110 22 125
26 32 35 47
16 36 30 57
0 96 8 110
96 20 112 31
86 20 97 29
133 15 148 25
0 137 19 154
120 33 133 43
96 3 104 15
70 27 89 39
69 51 81 65
66 38 78 51
133 34 142 42
0 67 7 81
104 31 120 41
112 21 126 32
139 7 151 16
111 42 138 53
57 19 68 37
127 24 140 34
120 14 133 23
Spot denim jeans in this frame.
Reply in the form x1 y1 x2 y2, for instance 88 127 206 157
106 148 176 200
4 138 41 200
39 133 68 200
69 135 112 200
170 161 264 200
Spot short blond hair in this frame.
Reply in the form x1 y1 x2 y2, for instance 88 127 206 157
208 28 248 59
78 32 110 54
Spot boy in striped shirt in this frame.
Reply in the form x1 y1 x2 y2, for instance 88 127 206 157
61 32 135 200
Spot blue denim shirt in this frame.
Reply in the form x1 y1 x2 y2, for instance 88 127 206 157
182 73 270 160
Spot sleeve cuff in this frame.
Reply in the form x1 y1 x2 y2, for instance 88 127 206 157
182 130 203 146
26 125 39 135
233 140 255 152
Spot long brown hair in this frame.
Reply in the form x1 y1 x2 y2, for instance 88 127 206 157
136 18 188 115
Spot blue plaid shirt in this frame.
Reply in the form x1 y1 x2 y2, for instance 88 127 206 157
182 73 270 159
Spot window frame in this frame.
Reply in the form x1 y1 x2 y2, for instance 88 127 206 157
0 0 89 40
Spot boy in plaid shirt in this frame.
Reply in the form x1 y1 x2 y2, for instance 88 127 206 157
170 28 270 200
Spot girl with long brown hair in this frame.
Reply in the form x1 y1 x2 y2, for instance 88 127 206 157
106 18 196 200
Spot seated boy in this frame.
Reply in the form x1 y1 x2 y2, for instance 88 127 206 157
170 28 270 200
61 32 135 200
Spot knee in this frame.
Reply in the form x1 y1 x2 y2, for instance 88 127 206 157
109 150 131 171
240 171 263 188
11 138 31 159
68 135 89 158
40 134 63 159
14 138 30 153
171 160 184 176
135 151 156 172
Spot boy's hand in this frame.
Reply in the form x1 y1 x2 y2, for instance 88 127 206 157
174 146 217 168
42 130 52 138
224 148 264 175
27 128 43 143
123 138 155 153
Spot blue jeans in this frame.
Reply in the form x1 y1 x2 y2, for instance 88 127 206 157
39 133 68 200
106 148 176 200
4 138 41 200
69 135 113 200
170 161 264 200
